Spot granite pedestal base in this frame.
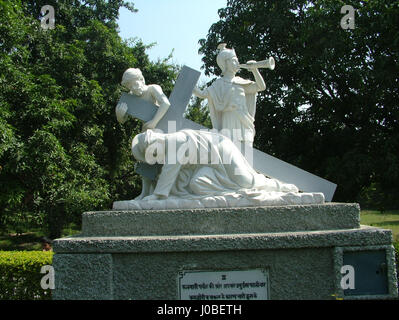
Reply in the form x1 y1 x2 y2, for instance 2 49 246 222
52 203 398 300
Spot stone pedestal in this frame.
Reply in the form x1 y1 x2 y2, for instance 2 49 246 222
53 203 398 300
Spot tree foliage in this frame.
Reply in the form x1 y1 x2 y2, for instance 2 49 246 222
0 0 178 237
199 0 399 209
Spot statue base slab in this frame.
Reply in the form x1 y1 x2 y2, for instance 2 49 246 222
112 191 325 210
84 203 358 237
52 203 398 300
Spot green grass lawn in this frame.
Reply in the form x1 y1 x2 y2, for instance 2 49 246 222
0 223 81 251
0 231 44 251
360 210 399 243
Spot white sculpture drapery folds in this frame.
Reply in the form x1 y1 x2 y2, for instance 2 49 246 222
193 43 274 150
113 129 324 210
113 45 327 210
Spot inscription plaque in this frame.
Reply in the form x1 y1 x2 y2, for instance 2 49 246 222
178 269 269 300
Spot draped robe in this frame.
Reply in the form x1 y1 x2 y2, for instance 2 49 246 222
131 129 298 199
204 77 259 146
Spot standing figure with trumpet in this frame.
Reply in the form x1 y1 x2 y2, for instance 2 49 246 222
193 43 275 152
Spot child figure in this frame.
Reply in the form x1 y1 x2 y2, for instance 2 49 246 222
115 68 171 199
115 68 171 131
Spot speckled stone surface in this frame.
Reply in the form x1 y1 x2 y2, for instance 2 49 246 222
81 203 360 236
52 253 113 300
54 226 391 254
52 203 398 300
112 248 334 300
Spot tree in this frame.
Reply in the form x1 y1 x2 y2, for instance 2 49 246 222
199 0 399 208
0 0 178 237
184 82 212 130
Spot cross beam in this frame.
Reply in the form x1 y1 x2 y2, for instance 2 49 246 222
118 66 337 201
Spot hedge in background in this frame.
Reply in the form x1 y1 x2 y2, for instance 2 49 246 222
0 251 53 300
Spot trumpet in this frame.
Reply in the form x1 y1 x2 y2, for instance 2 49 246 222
239 57 275 70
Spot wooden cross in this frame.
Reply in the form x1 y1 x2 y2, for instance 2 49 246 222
117 66 337 201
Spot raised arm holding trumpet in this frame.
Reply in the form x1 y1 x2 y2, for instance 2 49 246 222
238 57 275 71
193 43 275 151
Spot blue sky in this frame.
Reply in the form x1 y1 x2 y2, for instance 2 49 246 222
117 0 227 83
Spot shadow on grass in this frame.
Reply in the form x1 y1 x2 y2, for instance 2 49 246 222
0 223 81 251
0 232 44 251
371 221 399 227
362 211 399 216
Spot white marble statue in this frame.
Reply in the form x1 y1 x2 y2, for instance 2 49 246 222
193 43 275 150
115 68 170 199
116 68 171 131
112 56 329 210
112 129 324 210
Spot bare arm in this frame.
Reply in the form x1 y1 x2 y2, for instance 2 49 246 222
193 86 208 99
245 61 266 93
142 85 171 130
248 61 266 91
